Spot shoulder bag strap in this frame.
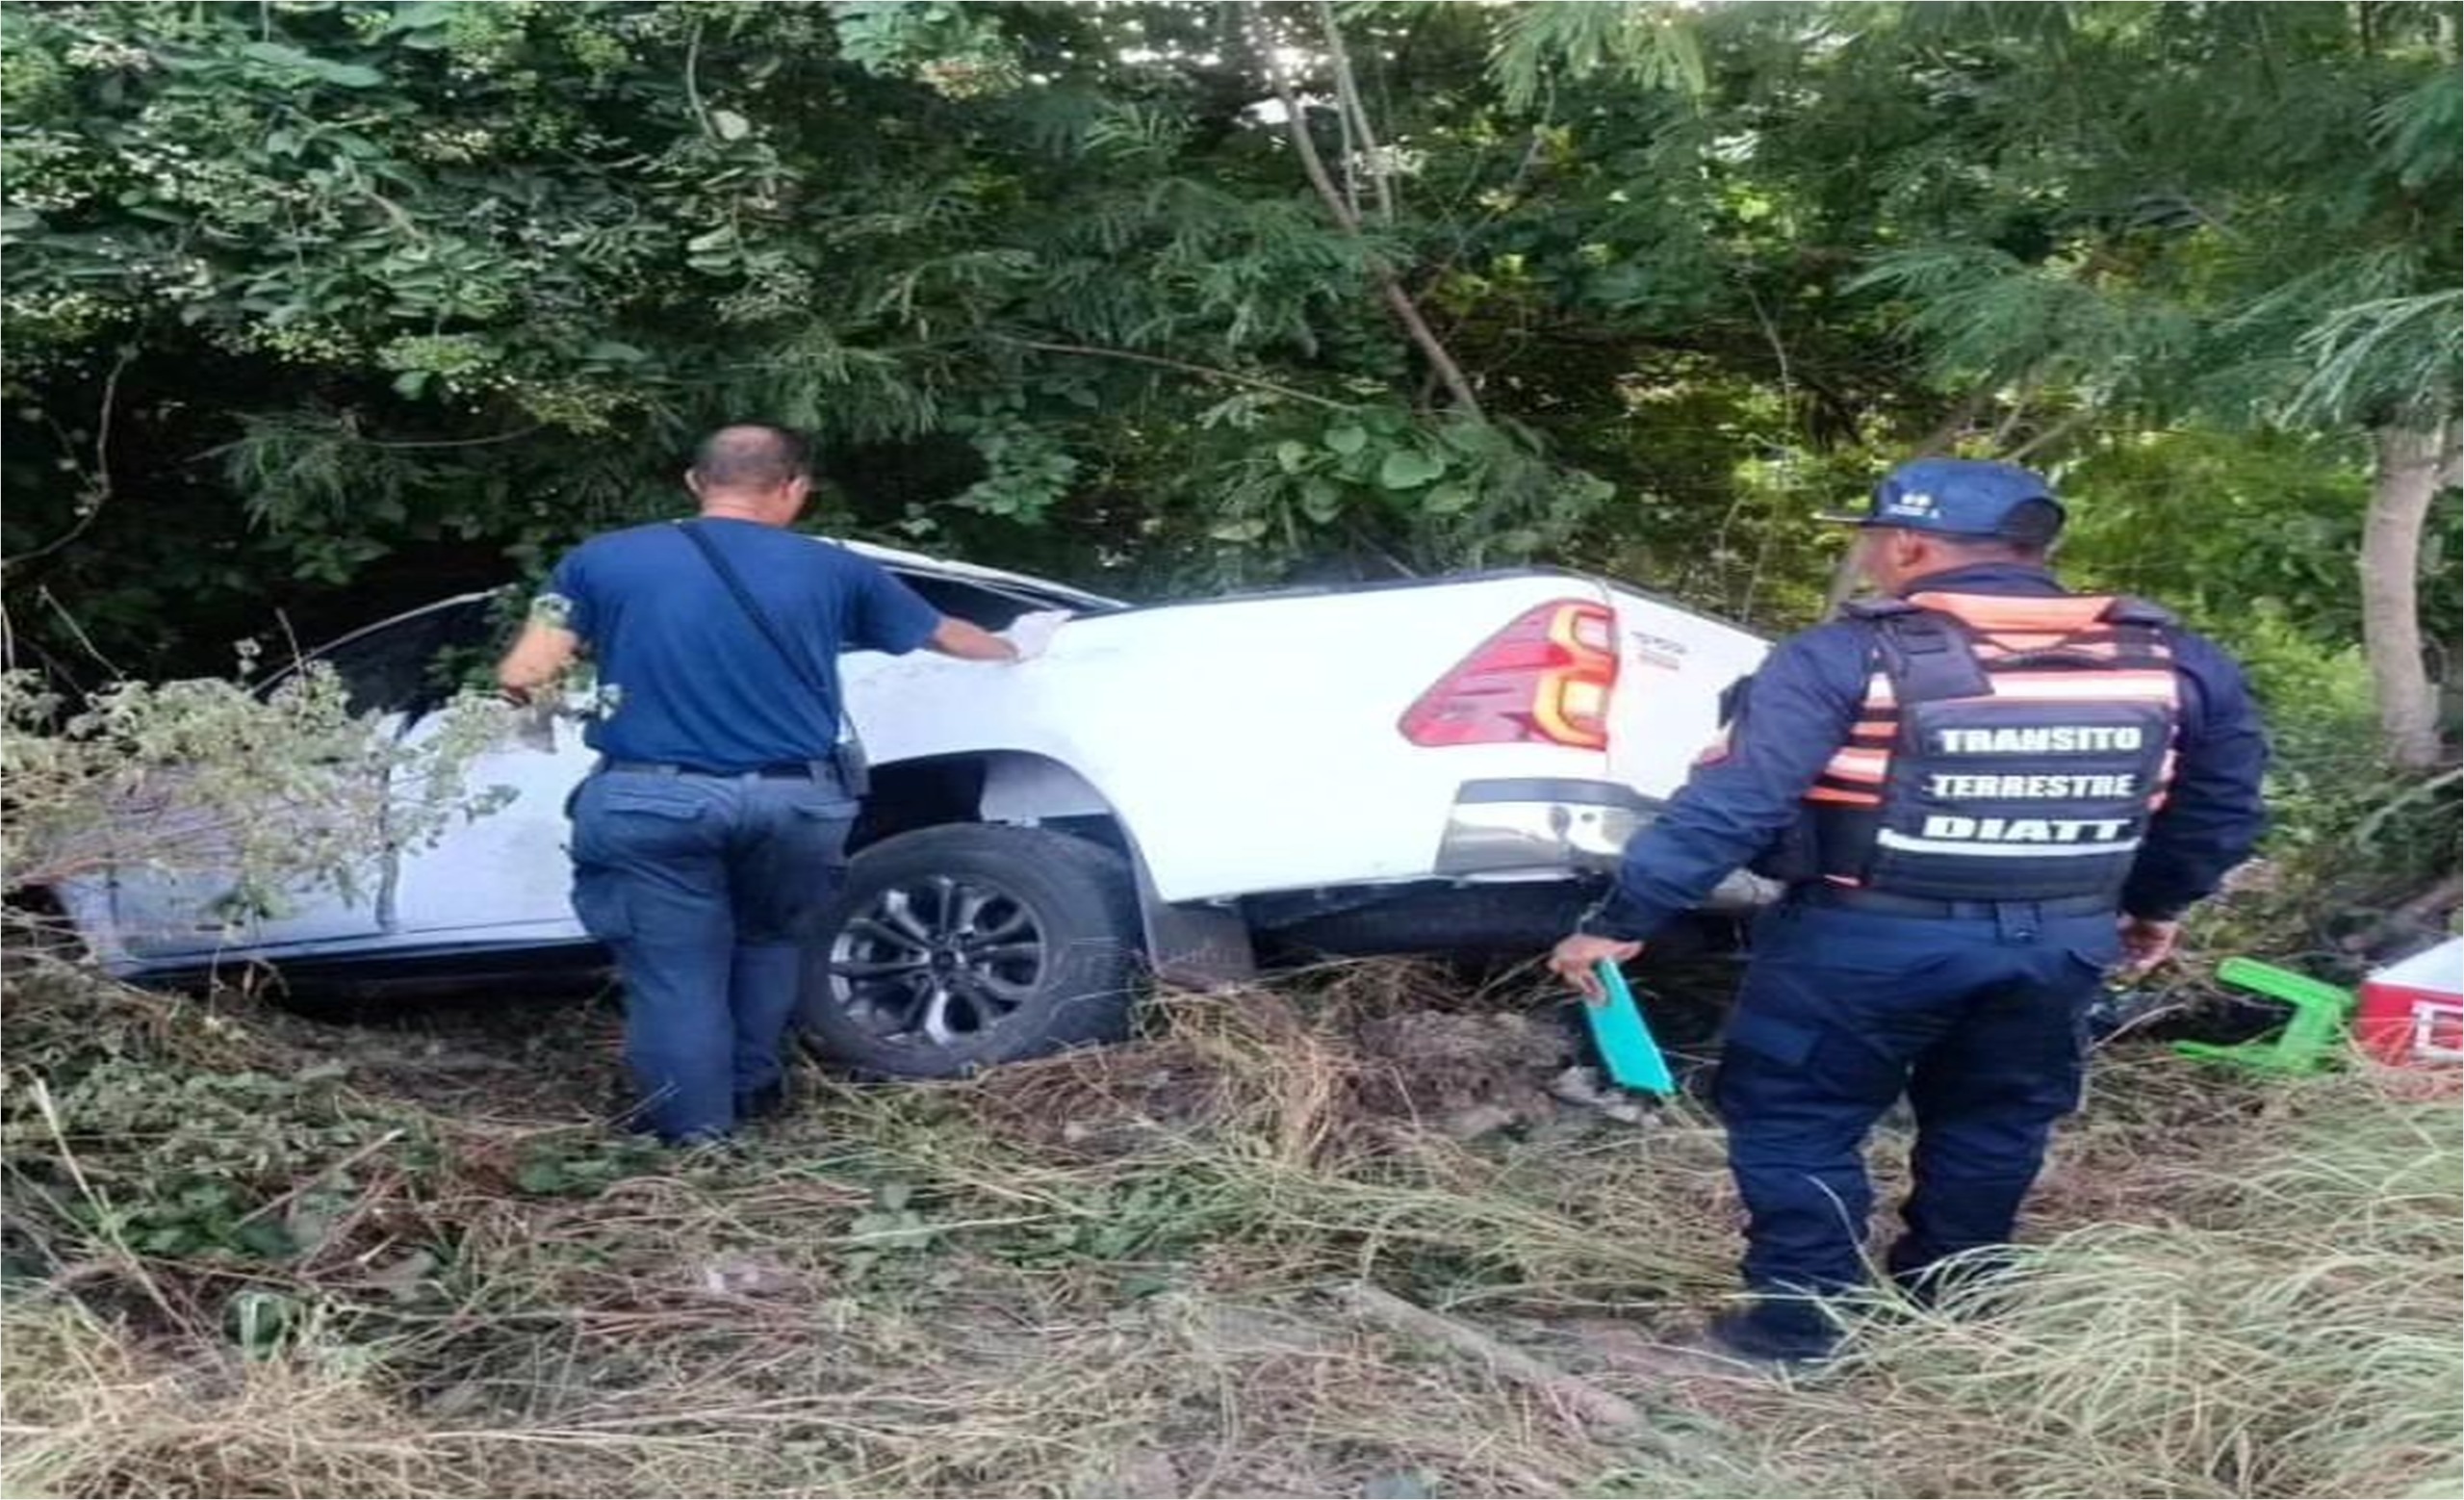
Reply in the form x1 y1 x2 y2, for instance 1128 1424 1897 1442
673 520 866 771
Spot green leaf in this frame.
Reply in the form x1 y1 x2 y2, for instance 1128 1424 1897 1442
1298 477 1344 523
1209 518 1270 543
1324 424 1368 455
234 1218 298 1259
238 41 384 88
710 109 753 142
515 1159 571 1194
1274 439 1310 474
381 1 459 34
1424 481 1477 515
391 370 431 399
1378 449 1447 490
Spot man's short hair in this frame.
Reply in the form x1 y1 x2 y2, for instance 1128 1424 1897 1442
691 424 813 492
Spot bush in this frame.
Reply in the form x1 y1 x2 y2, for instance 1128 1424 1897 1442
2 663 510 934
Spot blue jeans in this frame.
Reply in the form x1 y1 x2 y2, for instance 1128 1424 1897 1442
1711 900 2117 1358
568 768 857 1143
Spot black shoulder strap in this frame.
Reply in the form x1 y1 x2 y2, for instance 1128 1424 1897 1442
2099 596 2179 660
2101 596 2178 628
674 522 862 763
1866 608 1992 704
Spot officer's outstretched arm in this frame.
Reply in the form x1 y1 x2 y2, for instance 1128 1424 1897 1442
1582 624 1868 943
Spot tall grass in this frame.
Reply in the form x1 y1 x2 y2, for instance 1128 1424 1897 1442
2 956 2456 1498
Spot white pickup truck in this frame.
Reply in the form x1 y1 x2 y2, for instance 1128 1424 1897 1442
53 539 1771 1076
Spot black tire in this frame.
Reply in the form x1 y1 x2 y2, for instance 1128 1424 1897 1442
799 824 1143 1078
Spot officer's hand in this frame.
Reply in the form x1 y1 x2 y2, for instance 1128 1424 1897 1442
2115 916 2182 981
1550 933 1644 1001
1000 609 1072 662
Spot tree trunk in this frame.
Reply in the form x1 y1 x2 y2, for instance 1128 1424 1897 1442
2361 422 2460 770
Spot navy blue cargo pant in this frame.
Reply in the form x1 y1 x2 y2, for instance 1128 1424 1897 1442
568 766 857 1144
1712 898 2117 1358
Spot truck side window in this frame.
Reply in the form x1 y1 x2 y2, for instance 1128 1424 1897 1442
296 597 502 718
890 573 1058 630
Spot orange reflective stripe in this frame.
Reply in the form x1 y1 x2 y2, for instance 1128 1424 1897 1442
1908 591 2117 633
1822 746 1888 782
1807 786 1883 807
1972 672 2180 704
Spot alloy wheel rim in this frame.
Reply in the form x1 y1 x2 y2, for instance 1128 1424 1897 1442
827 875 1047 1047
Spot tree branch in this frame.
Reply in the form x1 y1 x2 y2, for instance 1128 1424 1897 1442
1258 12 1483 419
994 335 1360 411
1316 0 1395 224
683 17 716 140
5 347 135 575
2004 409 2093 462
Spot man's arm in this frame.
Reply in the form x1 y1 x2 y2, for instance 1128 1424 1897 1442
496 621 578 702
843 559 1053 663
2114 632 2270 974
1549 623 1866 994
496 588 585 704
1596 625 1867 935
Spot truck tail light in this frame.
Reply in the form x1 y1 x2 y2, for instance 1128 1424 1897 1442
1400 600 1618 750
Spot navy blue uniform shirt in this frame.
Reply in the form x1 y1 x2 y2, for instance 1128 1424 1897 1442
1587 562 2270 940
545 520 941 773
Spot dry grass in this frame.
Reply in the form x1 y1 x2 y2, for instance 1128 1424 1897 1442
3 953 2457 1498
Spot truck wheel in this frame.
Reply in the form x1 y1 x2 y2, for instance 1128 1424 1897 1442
800 824 1143 1079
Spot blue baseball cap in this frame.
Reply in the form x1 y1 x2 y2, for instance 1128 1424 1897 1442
1821 458 2067 541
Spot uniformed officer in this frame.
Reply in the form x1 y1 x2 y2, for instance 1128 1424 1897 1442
497 424 1053 1145
1548 457 2269 1365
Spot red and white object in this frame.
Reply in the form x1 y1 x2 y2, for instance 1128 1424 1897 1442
2357 936 2464 1069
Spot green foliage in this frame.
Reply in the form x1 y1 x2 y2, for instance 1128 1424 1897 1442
0 0 2447 802
17 1059 419 1261
1 660 510 918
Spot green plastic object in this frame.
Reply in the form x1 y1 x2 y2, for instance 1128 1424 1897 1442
2173 957 2356 1075
1584 961 1678 1098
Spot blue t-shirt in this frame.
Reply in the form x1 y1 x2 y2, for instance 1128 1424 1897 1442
544 519 941 772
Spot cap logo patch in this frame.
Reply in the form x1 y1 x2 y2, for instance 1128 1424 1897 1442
1884 490 1938 518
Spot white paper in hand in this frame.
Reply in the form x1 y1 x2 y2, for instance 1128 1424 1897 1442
1000 608 1072 661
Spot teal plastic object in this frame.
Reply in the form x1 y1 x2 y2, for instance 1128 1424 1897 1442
2173 957 2356 1075
1584 961 1678 1097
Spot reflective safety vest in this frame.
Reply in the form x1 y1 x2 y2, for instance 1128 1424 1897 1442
1772 591 2182 903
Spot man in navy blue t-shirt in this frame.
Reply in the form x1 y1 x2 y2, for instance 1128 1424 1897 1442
498 424 1038 1143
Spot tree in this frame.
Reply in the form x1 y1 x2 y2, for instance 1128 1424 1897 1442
1811 2 2460 765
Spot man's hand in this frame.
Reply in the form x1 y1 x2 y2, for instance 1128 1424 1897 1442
1549 933 1644 1001
2116 916 2182 981
1000 608 1071 661
927 616 1021 662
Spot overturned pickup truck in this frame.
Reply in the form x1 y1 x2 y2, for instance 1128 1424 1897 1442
53 540 1771 1076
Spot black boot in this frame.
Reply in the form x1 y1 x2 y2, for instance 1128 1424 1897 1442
734 1080 790 1124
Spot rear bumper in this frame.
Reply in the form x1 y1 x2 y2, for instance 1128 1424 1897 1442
1435 778 1652 876
1435 777 1776 912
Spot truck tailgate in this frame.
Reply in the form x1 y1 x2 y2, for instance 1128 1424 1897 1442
1602 584 1771 802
